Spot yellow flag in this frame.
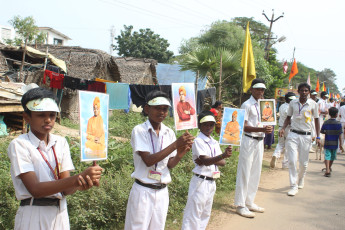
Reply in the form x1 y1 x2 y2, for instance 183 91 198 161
241 22 256 93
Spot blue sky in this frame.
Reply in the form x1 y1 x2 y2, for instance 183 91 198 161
1 0 344 94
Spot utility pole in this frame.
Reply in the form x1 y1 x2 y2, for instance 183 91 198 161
109 25 115 56
263 9 284 60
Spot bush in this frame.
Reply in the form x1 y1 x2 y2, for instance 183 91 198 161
0 112 239 230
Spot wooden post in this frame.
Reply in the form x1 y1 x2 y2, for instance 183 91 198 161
19 39 28 82
218 53 222 101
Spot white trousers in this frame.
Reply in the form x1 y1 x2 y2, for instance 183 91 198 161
286 132 312 189
14 199 69 230
124 182 169 230
234 135 264 207
272 127 289 167
182 175 216 230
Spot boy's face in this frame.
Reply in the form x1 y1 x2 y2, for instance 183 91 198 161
199 121 215 137
24 111 57 139
251 88 265 100
298 87 310 100
144 105 169 124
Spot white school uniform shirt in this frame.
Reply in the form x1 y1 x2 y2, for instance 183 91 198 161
7 131 74 200
288 98 319 132
130 120 177 184
191 132 222 177
278 102 289 127
242 95 264 137
318 98 329 114
340 105 345 123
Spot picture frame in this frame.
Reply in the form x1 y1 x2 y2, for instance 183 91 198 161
171 83 198 131
219 107 245 146
79 91 109 161
258 99 277 126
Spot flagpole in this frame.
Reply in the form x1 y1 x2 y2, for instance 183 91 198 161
288 47 296 89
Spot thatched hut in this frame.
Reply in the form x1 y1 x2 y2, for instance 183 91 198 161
0 44 158 121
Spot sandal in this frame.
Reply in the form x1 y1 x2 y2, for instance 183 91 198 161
322 168 332 172
324 173 331 177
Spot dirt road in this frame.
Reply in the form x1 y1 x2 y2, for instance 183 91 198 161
208 150 345 230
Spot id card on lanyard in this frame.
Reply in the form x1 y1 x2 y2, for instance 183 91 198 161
205 141 220 179
148 129 164 181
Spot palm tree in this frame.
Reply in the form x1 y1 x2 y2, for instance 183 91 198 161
179 45 240 100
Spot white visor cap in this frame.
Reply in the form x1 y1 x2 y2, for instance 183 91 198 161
147 97 171 106
26 98 60 112
252 83 266 89
311 92 318 95
200 115 216 124
288 96 297 100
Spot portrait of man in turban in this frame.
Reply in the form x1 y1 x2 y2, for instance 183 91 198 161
176 85 196 122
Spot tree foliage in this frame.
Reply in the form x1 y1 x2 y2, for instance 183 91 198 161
113 25 173 63
5 15 46 46
178 20 271 103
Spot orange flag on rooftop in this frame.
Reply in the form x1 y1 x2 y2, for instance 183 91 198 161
315 77 320 92
289 59 298 82
241 22 256 93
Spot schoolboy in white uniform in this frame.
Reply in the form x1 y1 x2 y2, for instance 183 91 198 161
7 87 103 230
124 90 194 230
280 83 321 196
270 92 296 168
234 79 273 218
182 111 232 230
318 91 329 128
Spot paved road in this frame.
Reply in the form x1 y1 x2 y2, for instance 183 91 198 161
208 151 345 230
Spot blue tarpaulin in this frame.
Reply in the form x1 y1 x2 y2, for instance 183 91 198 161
156 63 207 90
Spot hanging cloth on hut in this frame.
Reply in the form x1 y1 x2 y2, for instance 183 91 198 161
105 82 129 110
63 76 81 90
196 87 216 113
129 84 173 108
88 81 106 93
43 70 64 89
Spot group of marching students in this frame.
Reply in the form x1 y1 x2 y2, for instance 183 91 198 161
6 79 345 229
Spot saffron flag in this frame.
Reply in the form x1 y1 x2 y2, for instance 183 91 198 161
241 22 256 93
289 59 298 82
307 73 311 86
283 61 288 74
315 78 320 92
337 94 340 99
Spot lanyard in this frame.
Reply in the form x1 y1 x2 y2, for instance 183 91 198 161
149 129 164 170
254 103 260 120
205 141 218 171
37 146 60 180
298 103 307 115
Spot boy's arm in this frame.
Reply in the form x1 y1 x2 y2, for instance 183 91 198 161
196 146 232 166
139 132 194 167
19 165 102 198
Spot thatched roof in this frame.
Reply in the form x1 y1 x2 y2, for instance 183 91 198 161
34 45 158 84
0 44 158 84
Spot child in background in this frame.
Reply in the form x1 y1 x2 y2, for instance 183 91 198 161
182 110 232 230
7 87 103 230
124 90 194 230
321 107 344 177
